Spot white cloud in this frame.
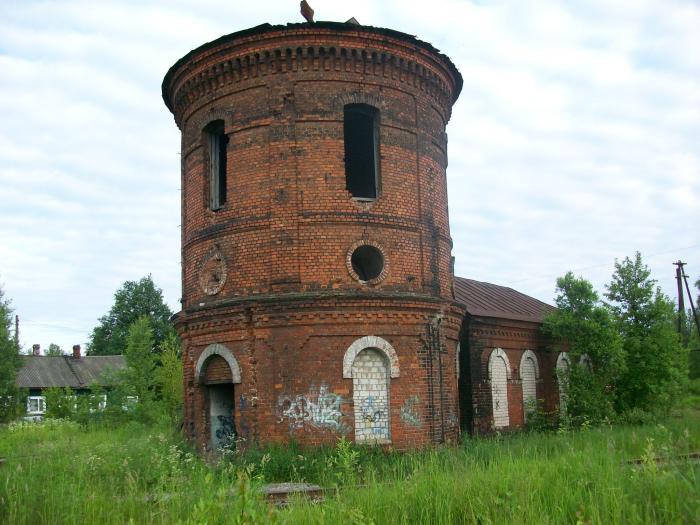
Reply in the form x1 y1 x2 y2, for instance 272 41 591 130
1 0 698 351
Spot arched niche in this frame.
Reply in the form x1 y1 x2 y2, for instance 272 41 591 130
556 352 571 414
519 350 540 421
195 343 242 385
487 347 512 380
488 348 511 428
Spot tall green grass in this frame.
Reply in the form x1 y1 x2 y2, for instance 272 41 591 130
1 409 698 524
0 419 274 524
283 417 700 524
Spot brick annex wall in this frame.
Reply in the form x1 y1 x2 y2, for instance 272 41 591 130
461 316 563 435
163 22 464 451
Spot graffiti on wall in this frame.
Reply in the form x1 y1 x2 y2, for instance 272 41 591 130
215 415 235 447
277 383 349 434
360 396 386 435
400 395 422 427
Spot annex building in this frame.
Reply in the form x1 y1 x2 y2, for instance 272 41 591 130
162 19 570 451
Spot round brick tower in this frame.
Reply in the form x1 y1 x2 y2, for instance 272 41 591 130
163 21 464 451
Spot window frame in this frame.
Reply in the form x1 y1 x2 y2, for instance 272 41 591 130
343 103 380 201
26 396 46 415
204 120 228 211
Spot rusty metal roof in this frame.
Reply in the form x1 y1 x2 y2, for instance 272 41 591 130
454 276 555 323
16 355 126 389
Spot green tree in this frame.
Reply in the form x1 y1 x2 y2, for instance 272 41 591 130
605 252 688 412
0 285 21 422
87 275 174 355
44 387 75 419
154 333 183 423
543 272 624 424
123 316 156 405
45 343 64 356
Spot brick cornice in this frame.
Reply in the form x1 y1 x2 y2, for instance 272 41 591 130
173 292 461 331
163 26 461 128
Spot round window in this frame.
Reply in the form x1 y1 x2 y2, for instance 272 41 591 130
350 245 384 282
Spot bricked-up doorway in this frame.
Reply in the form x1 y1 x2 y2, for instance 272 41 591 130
352 348 390 443
208 383 235 450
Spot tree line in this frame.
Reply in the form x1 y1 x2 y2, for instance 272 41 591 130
543 252 697 427
0 276 182 424
1 255 698 427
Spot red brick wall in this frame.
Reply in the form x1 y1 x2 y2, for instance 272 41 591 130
461 316 561 435
165 24 464 451
179 298 463 451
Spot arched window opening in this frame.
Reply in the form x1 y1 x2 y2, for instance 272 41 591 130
344 104 379 200
204 120 228 210
519 350 539 422
488 348 511 429
556 353 571 414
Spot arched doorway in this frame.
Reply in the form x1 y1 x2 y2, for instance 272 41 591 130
343 336 400 444
196 344 241 450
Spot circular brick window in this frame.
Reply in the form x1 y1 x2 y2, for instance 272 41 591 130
347 241 387 285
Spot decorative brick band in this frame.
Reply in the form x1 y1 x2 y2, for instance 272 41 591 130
167 44 455 126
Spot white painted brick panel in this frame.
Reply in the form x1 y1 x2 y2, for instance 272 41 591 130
352 348 390 442
491 356 509 428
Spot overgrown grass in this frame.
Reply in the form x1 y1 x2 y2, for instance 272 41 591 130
283 412 700 524
0 419 274 524
1 408 699 524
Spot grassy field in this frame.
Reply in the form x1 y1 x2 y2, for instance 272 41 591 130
1 407 699 524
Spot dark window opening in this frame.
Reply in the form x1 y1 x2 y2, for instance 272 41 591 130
205 120 228 210
344 104 379 199
458 329 473 435
351 245 384 281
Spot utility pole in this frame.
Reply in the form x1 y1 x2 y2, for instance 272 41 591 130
14 314 19 347
680 265 700 341
674 261 686 334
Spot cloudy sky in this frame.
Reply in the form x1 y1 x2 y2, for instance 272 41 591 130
1 0 698 353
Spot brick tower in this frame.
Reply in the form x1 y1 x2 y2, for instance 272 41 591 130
162 21 464 451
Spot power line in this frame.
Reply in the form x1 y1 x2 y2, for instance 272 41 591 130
508 243 700 285
20 320 89 334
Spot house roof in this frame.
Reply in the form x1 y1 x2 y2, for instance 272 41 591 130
454 276 555 323
16 355 127 389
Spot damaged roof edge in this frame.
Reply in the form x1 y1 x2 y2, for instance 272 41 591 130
162 21 463 111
